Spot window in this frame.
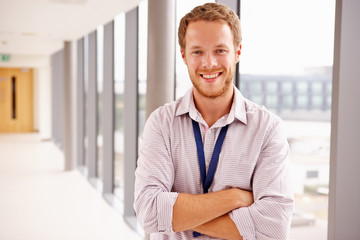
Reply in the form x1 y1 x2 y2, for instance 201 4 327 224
96 25 104 179
138 0 148 137
239 0 335 239
114 13 126 200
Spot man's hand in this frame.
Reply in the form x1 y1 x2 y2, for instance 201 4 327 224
237 188 254 208
172 188 253 232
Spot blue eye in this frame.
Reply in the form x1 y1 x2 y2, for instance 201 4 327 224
217 49 226 53
194 50 201 54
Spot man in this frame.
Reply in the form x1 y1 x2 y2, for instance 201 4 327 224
134 3 293 240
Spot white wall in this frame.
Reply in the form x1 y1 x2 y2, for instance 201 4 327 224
0 55 50 68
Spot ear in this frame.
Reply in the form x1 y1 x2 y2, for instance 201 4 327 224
235 43 242 63
181 48 187 65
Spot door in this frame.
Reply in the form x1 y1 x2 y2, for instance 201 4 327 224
0 68 33 132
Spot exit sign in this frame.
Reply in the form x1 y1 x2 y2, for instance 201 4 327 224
0 54 10 62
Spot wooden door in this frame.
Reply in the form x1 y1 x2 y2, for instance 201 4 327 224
0 68 34 132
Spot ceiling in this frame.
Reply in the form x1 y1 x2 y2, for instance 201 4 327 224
0 0 142 56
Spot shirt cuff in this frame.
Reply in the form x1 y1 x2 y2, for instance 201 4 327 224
156 192 179 233
229 207 256 240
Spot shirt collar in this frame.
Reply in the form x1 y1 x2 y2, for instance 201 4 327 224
175 87 193 117
175 85 248 126
232 86 248 125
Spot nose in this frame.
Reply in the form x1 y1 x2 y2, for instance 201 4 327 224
201 52 217 69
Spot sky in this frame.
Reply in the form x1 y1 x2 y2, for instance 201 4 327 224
240 0 336 75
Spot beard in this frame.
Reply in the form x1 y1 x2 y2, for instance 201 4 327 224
189 65 235 99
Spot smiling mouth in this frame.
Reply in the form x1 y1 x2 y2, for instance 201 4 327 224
200 72 222 80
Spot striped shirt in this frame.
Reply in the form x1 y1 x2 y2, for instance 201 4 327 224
134 86 294 240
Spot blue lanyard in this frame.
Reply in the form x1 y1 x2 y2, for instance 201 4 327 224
192 119 229 237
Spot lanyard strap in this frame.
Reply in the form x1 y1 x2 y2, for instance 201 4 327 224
192 120 229 238
192 119 229 193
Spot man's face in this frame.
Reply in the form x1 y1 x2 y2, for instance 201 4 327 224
181 19 241 99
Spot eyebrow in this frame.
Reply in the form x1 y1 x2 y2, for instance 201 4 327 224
188 46 202 50
188 44 230 50
214 44 230 49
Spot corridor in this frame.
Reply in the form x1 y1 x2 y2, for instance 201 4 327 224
0 133 141 240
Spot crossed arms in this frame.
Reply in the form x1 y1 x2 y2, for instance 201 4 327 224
172 188 254 240
134 110 294 239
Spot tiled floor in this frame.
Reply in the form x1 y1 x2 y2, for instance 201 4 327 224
0 133 142 240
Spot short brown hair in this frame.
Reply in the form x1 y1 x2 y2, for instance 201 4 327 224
178 2 242 51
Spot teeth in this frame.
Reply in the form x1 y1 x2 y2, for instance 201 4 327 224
202 73 220 79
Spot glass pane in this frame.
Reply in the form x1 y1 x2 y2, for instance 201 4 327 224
282 81 293 93
312 82 323 94
266 95 278 109
114 13 126 200
240 0 335 239
266 81 278 94
283 95 294 109
138 0 148 138
175 0 216 99
297 82 309 94
248 81 262 94
312 95 323 108
96 25 104 179
297 95 308 109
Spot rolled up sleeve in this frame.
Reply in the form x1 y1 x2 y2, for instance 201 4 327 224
134 109 179 234
230 120 294 240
